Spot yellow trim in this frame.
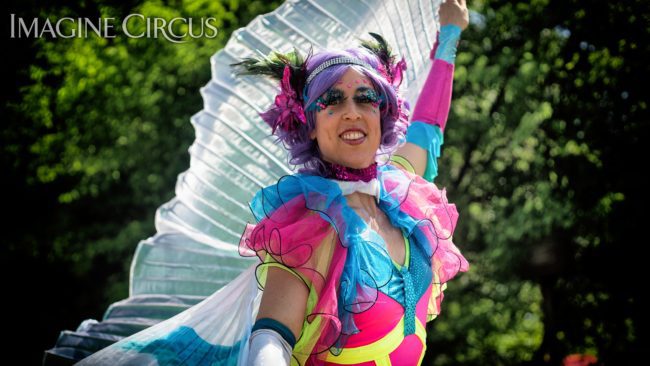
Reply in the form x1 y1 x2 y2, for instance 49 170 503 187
323 317 427 364
391 234 410 271
426 269 448 322
418 342 428 365
390 155 416 174
262 260 306 283
375 356 392 366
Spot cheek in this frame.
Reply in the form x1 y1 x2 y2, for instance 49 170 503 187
313 112 338 138
369 113 381 131
311 113 324 140
371 117 383 142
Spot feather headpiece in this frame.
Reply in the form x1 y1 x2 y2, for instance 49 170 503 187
232 49 309 133
232 34 408 134
360 32 407 88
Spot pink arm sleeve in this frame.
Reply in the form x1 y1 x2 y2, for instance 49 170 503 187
409 59 455 132
409 24 461 132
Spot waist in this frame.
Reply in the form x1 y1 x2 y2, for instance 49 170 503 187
319 290 431 366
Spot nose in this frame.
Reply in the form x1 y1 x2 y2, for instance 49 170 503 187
342 100 361 120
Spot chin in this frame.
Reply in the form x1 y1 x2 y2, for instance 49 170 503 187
339 159 375 169
322 151 377 169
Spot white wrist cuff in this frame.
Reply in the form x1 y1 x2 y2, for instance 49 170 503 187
248 328 292 366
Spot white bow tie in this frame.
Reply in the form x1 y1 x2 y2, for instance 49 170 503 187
333 178 381 204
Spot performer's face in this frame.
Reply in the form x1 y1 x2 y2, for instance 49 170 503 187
310 68 382 169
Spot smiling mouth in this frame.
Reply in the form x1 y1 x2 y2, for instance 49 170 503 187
339 131 366 141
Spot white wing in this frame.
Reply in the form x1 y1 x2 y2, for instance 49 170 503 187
44 0 442 364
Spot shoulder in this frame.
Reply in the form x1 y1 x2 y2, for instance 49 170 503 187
244 173 344 255
380 161 422 184
249 174 340 222
389 153 418 174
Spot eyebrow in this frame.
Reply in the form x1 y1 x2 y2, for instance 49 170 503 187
327 87 344 94
324 88 345 99
354 86 373 93
329 86 374 94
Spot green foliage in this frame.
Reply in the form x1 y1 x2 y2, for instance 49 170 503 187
4 1 280 363
425 0 646 364
14 0 280 276
428 256 544 365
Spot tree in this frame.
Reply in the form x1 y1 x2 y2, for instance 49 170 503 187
3 1 280 364
424 0 646 364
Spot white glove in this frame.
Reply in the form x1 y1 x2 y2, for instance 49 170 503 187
247 328 292 366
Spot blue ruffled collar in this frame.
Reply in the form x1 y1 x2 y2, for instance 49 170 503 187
249 164 422 247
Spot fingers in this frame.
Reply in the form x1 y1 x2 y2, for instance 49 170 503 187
444 0 466 8
441 0 465 9
438 0 469 30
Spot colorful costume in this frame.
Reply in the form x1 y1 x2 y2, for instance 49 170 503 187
243 24 467 365
240 160 468 366
76 22 467 366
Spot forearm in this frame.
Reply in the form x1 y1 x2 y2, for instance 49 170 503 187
248 319 294 366
410 24 461 131
403 24 461 182
247 265 305 365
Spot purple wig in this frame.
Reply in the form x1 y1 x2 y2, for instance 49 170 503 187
266 47 409 176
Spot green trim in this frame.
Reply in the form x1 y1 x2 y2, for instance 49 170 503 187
390 154 416 174
391 234 411 270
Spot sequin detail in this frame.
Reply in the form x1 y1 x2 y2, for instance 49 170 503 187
305 56 373 86
324 161 378 182
381 234 432 336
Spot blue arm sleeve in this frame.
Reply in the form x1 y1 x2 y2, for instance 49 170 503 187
434 24 462 63
405 122 444 183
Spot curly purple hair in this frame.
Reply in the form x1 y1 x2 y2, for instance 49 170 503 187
266 47 409 176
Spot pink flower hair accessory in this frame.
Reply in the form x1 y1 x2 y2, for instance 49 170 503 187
263 65 307 133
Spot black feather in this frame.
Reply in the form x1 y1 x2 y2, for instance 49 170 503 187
231 48 311 101
360 32 397 81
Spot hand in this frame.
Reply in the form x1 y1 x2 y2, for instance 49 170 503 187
439 0 469 30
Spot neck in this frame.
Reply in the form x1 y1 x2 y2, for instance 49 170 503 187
345 191 379 218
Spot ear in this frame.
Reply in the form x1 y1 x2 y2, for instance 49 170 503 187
309 129 317 140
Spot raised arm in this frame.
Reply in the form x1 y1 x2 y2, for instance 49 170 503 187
392 0 469 182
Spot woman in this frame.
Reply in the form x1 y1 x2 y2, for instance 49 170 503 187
76 1 469 365
243 1 470 365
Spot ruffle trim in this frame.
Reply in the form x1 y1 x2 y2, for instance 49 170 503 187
238 164 468 363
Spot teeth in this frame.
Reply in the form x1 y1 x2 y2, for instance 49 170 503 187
340 131 365 140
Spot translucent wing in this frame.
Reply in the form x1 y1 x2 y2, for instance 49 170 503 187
44 0 442 363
